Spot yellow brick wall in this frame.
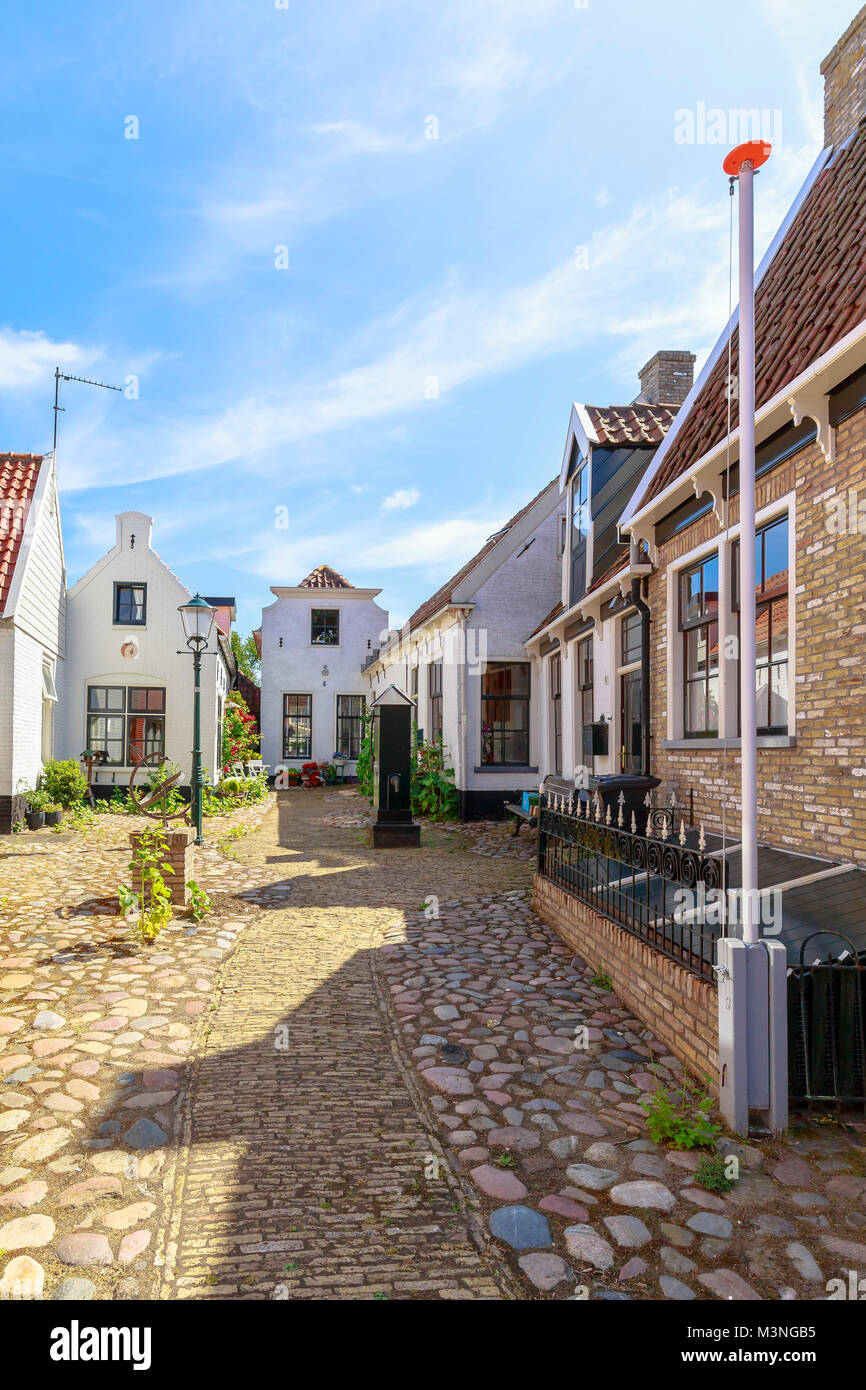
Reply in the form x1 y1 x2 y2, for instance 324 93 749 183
648 405 866 866
532 874 719 1087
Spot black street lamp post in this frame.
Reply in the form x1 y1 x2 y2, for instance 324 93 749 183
178 594 217 845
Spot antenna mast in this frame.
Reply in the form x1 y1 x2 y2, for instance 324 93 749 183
53 367 123 455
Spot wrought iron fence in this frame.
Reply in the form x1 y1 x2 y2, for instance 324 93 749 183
537 790 726 982
788 931 866 1109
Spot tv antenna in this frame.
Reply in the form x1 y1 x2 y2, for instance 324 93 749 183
53 366 123 454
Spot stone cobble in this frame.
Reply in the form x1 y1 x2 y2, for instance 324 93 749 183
3 786 865 1302
0 798 274 1301
378 882 866 1300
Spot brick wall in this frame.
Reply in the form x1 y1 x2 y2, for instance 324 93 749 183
648 405 866 866
821 5 866 150
532 873 719 1088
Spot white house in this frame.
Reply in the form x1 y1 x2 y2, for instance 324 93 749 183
257 565 388 775
367 480 567 818
0 453 66 832
57 511 233 794
524 351 692 789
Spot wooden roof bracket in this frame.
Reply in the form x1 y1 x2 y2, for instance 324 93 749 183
787 385 835 462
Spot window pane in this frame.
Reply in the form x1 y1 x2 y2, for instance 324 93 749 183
129 688 165 712
88 686 125 711
128 716 165 764
482 662 529 697
761 517 788 594
702 554 719 616
311 609 339 644
770 598 788 660
115 585 146 624
681 566 702 624
687 681 708 733
770 664 789 728
755 606 770 667
621 612 642 665
87 714 124 765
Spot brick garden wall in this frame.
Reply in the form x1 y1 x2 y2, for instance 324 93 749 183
647 404 866 867
532 873 719 1088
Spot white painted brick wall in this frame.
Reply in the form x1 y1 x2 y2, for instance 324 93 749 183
260 589 389 770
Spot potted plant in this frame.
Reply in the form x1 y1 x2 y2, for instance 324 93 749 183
301 762 323 787
286 768 301 787
44 801 62 827
23 787 51 830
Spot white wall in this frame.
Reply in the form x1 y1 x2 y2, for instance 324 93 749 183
368 484 566 807
0 461 65 802
58 512 227 787
259 587 388 771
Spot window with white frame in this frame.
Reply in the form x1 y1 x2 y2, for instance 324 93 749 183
732 514 789 736
670 507 792 742
679 552 720 737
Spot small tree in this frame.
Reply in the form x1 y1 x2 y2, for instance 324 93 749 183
39 759 88 808
222 690 259 772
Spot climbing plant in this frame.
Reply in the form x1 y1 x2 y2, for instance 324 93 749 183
411 732 458 822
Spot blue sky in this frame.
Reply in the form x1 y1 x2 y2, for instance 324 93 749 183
0 0 857 631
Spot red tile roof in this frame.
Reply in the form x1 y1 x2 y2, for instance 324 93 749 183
406 480 557 632
0 454 42 614
586 402 679 448
644 120 866 505
298 564 354 589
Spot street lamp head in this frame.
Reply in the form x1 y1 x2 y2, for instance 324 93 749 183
178 593 216 649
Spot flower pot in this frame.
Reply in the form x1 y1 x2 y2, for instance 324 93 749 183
25 810 45 830
45 810 62 827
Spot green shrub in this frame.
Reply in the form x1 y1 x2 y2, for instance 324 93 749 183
411 732 458 821
39 759 88 808
641 1078 721 1151
694 1153 737 1193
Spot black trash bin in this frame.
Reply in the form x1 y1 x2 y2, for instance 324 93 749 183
580 773 660 831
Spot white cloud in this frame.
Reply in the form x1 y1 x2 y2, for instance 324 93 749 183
0 328 97 391
59 143 818 492
382 488 420 512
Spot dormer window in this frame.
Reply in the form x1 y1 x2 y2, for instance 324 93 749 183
114 583 146 625
311 608 339 645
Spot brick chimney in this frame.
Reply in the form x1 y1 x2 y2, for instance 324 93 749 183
821 5 866 149
636 350 696 407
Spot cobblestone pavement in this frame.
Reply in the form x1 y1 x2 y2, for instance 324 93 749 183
2 788 865 1302
0 800 274 1302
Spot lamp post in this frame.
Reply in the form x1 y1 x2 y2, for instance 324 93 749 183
178 594 216 845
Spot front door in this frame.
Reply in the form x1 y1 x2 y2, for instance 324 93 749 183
620 670 643 774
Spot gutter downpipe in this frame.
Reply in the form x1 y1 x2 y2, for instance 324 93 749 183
629 540 651 776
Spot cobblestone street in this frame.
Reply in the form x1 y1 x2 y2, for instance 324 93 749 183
1 788 865 1302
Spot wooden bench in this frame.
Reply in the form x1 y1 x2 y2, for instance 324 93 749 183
504 775 576 836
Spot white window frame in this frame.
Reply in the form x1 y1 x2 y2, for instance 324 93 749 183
665 490 796 742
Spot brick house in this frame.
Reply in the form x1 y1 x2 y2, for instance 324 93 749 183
367 480 567 819
619 15 866 870
0 453 66 832
531 11 866 1093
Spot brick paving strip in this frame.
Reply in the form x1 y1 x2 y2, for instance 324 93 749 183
2 787 866 1302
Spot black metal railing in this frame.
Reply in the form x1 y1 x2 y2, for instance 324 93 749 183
788 932 866 1109
537 794 726 982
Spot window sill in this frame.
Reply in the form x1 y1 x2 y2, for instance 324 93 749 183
473 765 539 775
662 736 796 750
